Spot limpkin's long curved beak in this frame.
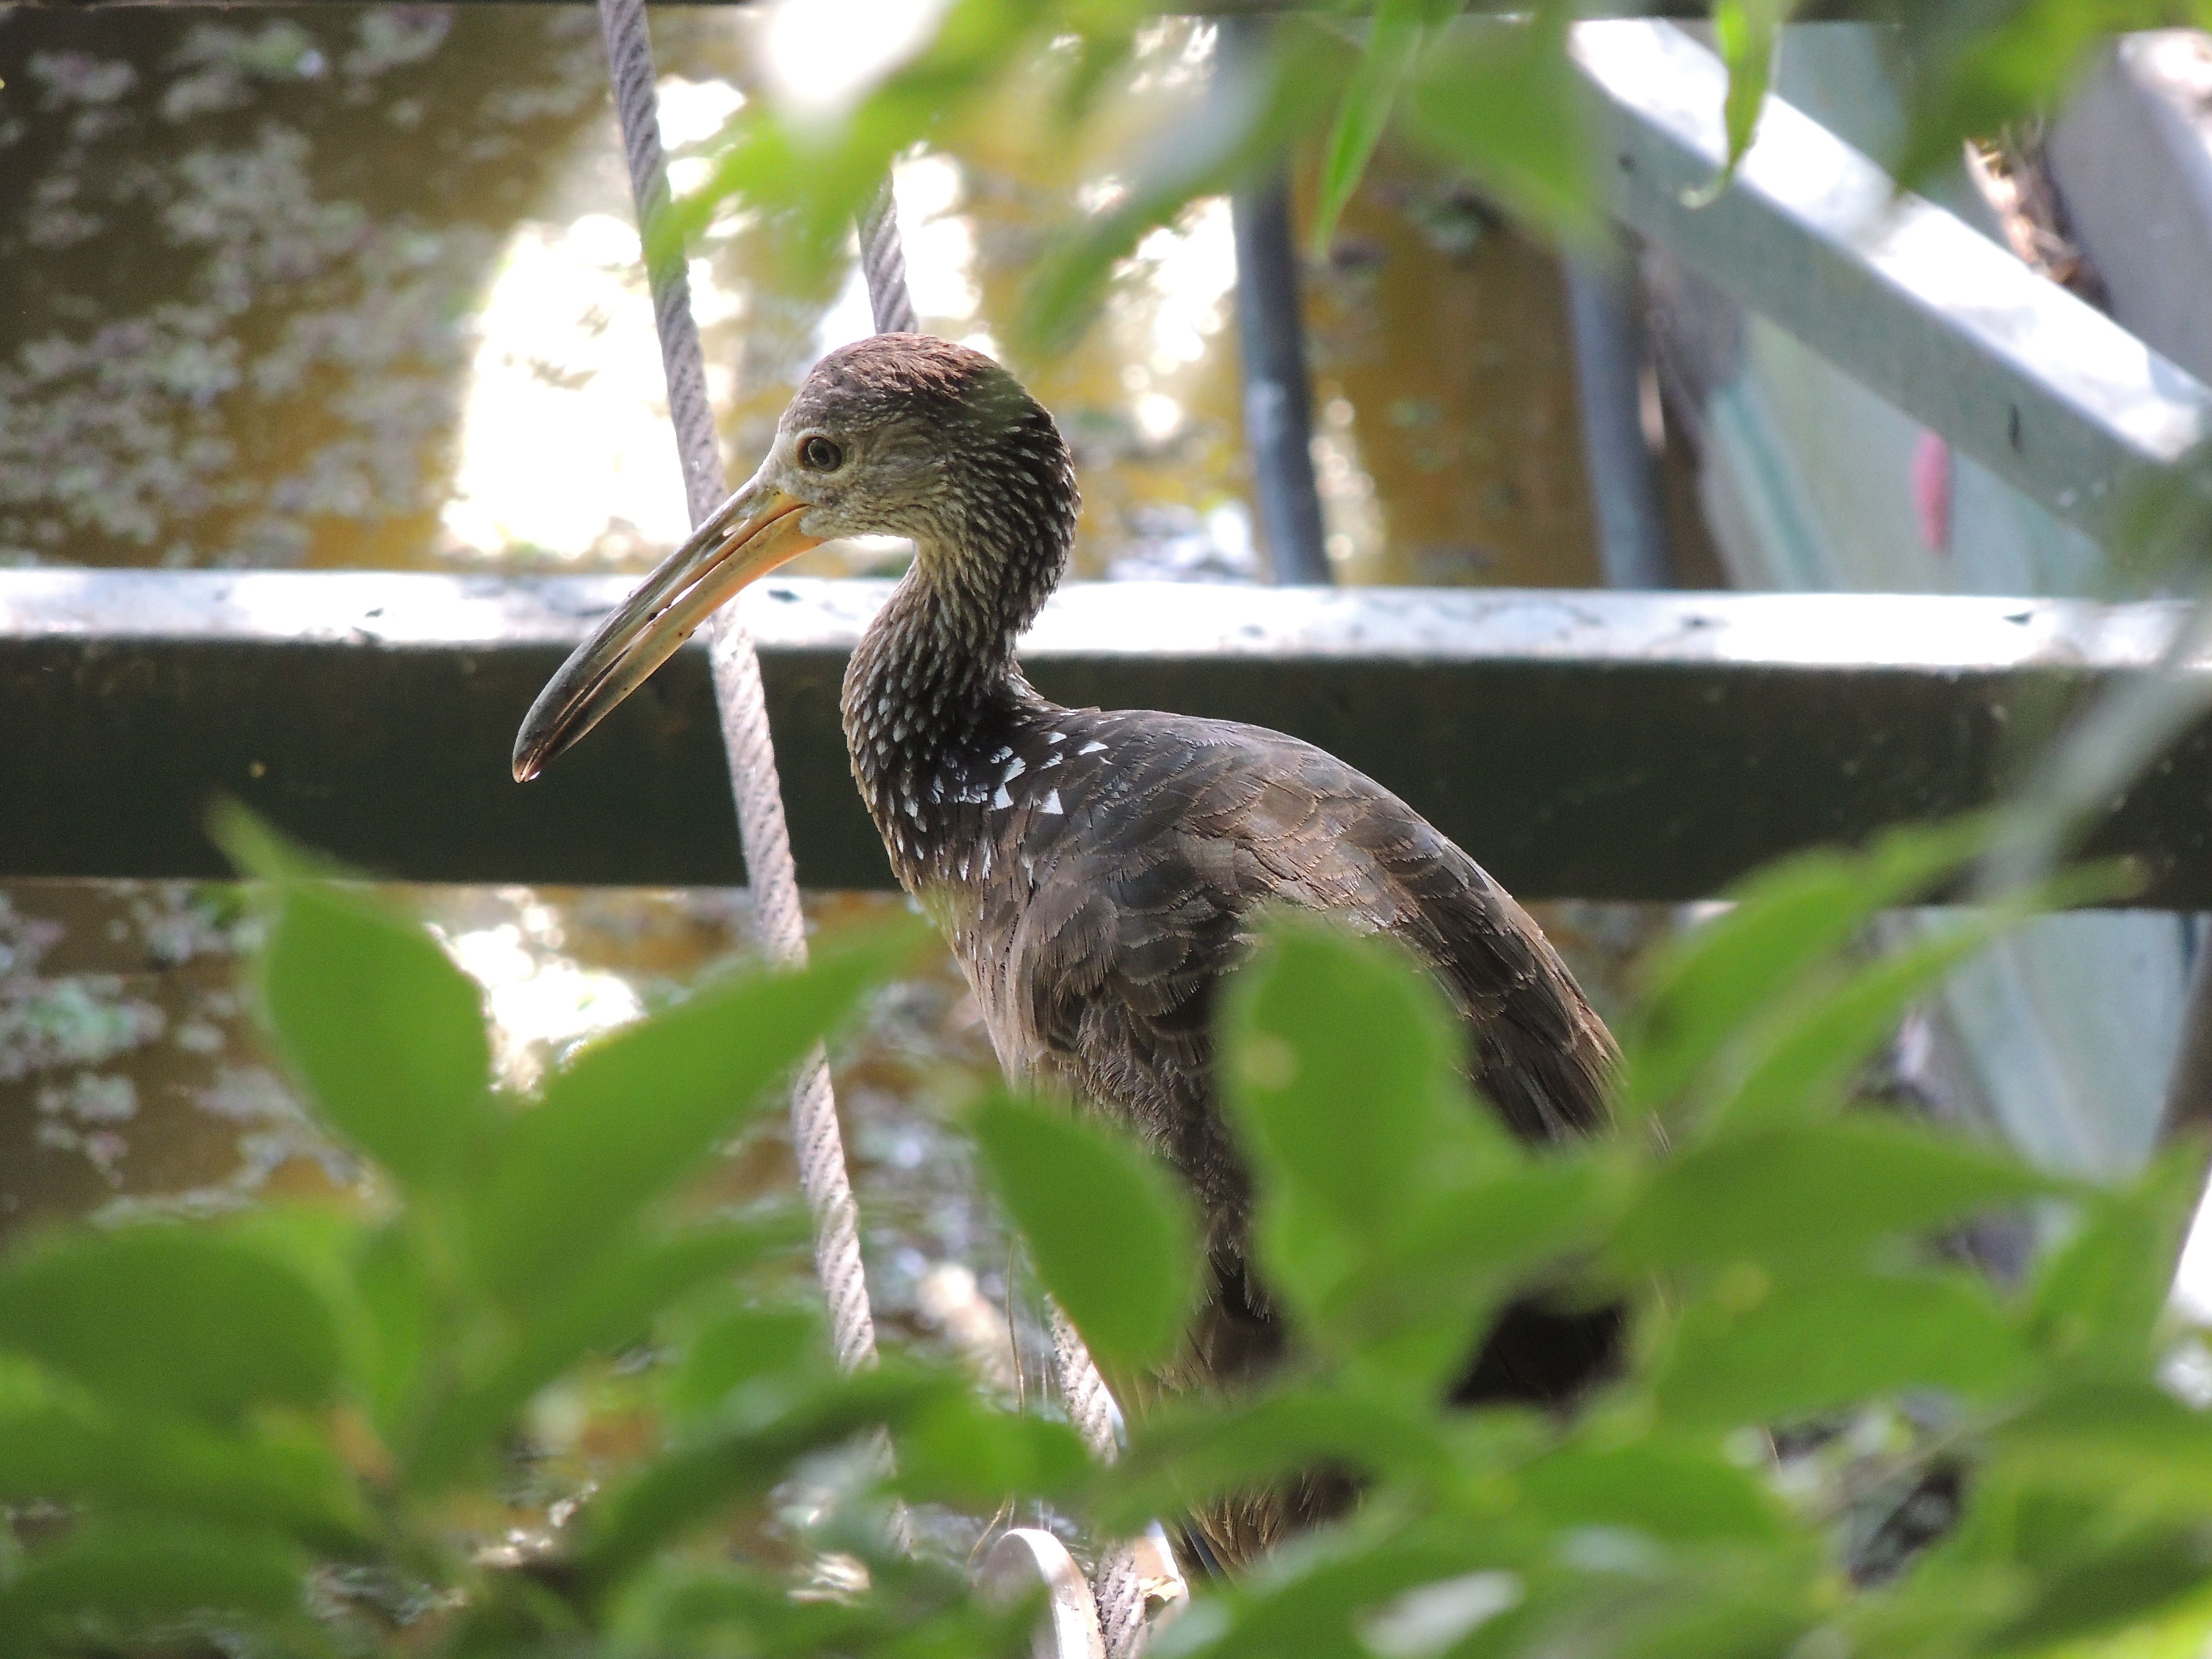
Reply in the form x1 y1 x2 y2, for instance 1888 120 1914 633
512 476 822 781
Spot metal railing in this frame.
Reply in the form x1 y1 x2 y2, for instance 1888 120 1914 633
8 568 2210 902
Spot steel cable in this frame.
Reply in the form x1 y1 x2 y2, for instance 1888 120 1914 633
1049 1306 1152 1658
857 178 922 337
848 122 1157 1659
596 0 878 1382
595 12 1146 1643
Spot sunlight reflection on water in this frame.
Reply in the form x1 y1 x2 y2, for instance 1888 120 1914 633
760 0 952 119
432 902 644 1094
437 68 1251 574
0 11 1643 1393
439 213 708 560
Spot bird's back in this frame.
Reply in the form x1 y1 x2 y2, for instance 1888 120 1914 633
925 703 1619 1575
523 326 1611 1566
893 696 1619 1567
936 700 1614 1163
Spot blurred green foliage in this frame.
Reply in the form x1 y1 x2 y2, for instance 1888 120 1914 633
8 11 2212 1646
0 812 2207 1656
660 0 2212 354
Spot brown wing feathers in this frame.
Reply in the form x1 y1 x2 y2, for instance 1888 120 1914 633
941 708 1618 1568
974 709 1613 1151
793 339 1618 1570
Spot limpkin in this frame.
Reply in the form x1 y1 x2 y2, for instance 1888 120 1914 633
514 333 1619 1564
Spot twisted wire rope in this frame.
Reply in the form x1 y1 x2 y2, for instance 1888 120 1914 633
596 0 878 1382
596 10 1147 1644
858 179 922 337
1050 1307 1151 1658
854 170 1153 1652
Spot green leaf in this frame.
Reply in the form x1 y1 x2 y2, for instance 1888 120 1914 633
609 1556 1030 1659
1377 1154 1623 1294
607 1562 819 1655
1221 916 1540 1378
1651 1269 2033 1427
972 1092 1195 1372
261 882 498 1191
661 114 877 299
408 1214 807 1491
1546 1561 1820 1659
1310 0 1456 256
1709 0 1795 187
206 796 365 883
0 1358 370 1549
1693 857 2132 1135
1701 918 2022 1133
657 0 1048 290
1890 0 2178 188
894 1389 1092 1508
1833 1567 2030 1659
214 1204 386 1434
1990 1524 2212 1653
1395 4 1594 242
1324 1154 1626 1388
1225 917 1517 1240
1619 817 1993 1123
1103 1382 1461 1537
1360 1555 1807 1659
666 1303 828 1425
1017 16 1349 353
0 1226 342 1422
1051 26 1138 129
1516 1437 1797 1547
1989 1379 2212 1518
352 1220 431 1444
608 1561 871 1656
0 1518 307 1652
2027 1142 2208 1372
1605 1117 2065 1278
1152 1518 1536 1659
470 916 925 1306
579 1363 956 1589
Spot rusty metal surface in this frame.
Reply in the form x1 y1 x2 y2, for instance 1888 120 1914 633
4 569 2209 902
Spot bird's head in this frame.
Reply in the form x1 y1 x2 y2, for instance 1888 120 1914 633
513 334 1075 782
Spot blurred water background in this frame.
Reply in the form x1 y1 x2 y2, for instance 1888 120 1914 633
0 3 1684 1358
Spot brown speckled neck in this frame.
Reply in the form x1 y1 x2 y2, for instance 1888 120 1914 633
838 374 1078 888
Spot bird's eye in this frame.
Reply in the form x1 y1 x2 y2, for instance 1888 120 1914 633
799 435 843 471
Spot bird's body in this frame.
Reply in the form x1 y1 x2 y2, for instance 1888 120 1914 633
517 333 1619 1569
849 676 1617 1559
846 678 1616 1297
824 338 1617 1562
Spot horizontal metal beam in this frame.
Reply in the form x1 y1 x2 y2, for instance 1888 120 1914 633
1574 20 2212 553
7 569 2212 904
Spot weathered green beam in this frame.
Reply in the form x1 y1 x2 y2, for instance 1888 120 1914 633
4 569 2209 903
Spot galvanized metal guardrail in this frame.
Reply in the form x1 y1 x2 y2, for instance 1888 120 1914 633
5 569 2210 903
1574 20 2212 553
